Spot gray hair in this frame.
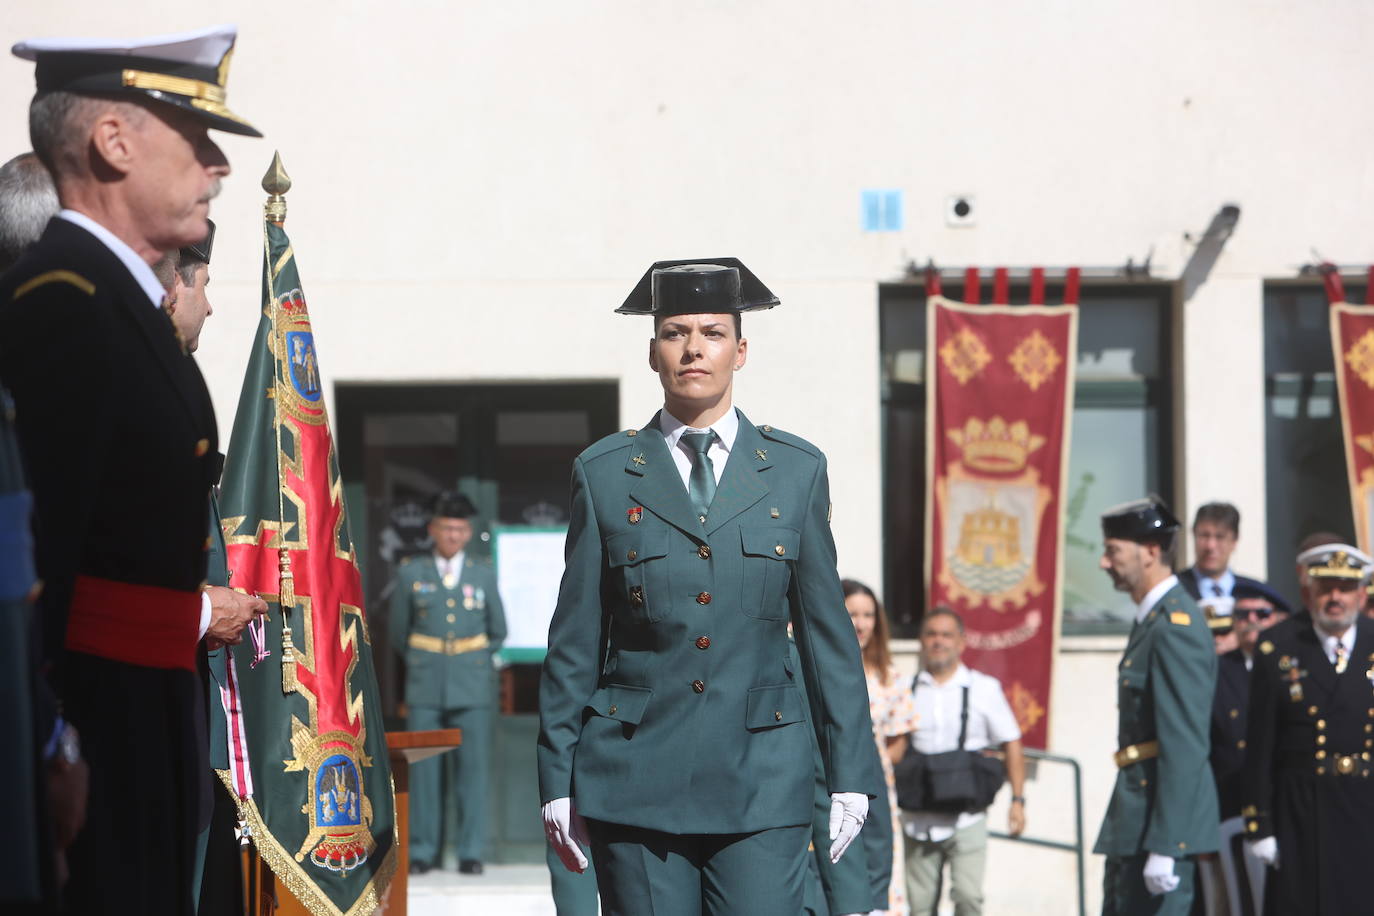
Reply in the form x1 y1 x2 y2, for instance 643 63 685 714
151 253 177 293
29 90 145 180
0 152 59 272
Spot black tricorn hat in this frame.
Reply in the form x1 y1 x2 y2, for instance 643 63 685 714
616 258 779 317
1101 496 1181 545
431 491 477 521
13 24 262 138
180 219 215 265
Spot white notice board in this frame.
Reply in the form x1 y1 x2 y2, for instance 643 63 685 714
493 526 568 653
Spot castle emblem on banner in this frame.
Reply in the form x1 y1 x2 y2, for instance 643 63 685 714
936 416 1052 609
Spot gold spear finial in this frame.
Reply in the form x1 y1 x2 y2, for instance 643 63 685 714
262 151 291 225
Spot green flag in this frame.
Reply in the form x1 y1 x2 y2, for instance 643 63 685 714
220 217 396 915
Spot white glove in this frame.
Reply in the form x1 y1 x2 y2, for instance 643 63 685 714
827 792 868 863
1142 852 1179 895
1247 836 1279 868
541 797 589 873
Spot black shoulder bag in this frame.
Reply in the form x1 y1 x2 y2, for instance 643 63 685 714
892 678 1008 814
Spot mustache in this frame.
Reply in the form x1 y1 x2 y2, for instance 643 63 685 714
199 180 222 204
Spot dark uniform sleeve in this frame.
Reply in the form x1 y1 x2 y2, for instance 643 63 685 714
537 458 610 804
1241 648 1280 838
484 564 507 654
787 452 876 797
1143 616 1218 856
2 283 114 689
387 565 412 659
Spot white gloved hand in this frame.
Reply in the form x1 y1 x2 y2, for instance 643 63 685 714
1142 852 1180 895
1247 836 1279 869
827 792 868 863
541 796 589 873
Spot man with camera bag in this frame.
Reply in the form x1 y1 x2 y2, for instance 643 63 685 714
899 606 1025 915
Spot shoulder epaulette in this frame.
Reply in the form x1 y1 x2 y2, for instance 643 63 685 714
757 424 821 457
579 428 639 461
12 269 95 300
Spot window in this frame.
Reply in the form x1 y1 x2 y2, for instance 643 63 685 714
1263 280 1367 603
880 279 1175 636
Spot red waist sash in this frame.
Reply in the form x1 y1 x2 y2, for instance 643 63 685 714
65 574 200 671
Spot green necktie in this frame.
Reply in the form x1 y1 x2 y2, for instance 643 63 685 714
681 431 717 523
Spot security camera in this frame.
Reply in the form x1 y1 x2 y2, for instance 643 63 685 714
945 195 976 228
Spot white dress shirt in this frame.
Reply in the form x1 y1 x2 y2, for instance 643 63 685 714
57 209 165 308
658 407 738 489
435 551 465 583
901 664 1022 842
1136 574 1180 624
1189 567 1235 599
1314 621 1357 665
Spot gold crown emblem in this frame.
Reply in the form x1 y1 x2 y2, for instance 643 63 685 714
948 416 1046 474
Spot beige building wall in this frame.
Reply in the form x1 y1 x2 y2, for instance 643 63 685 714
3 2 1373 911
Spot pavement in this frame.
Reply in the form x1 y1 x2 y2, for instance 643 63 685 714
405 864 565 916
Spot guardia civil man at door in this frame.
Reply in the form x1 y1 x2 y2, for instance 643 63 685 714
390 492 506 875
1094 498 1218 916
538 259 875 915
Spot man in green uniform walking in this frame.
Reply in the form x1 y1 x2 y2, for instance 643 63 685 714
1094 498 1219 915
389 492 507 874
538 259 874 915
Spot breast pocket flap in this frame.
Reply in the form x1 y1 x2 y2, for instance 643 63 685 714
584 684 654 725
607 530 669 568
741 526 800 561
746 683 805 730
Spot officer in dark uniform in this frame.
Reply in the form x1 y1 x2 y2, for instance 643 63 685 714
1095 498 1219 915
1195 581 1289 916
538 259 874 915
0 26 259 915
1241 543 1374 915
389 492 507 874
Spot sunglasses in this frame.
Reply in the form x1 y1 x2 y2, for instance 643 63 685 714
1232 606 1275 621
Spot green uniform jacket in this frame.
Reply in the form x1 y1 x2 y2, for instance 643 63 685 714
537 410 873 835
1094 582 1219 858
388 553 506 710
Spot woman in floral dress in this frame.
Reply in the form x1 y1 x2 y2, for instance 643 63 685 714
844 579 918 916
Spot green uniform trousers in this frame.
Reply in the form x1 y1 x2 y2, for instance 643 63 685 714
586 819 809 916
1102 854 1196 916
546 841 599 915
407 705 491 864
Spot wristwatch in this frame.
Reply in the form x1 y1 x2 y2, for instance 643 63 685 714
1011 795 1026 805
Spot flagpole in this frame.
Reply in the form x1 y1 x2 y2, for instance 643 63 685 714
262 152 299 695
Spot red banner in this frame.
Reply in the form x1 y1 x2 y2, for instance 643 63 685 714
925 283 1078 749
1328 268 1374 553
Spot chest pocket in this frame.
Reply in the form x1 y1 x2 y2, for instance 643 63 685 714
607 530 671 623
1118 663 1150 735
740 526 800 620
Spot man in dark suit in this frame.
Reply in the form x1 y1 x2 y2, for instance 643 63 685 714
1241 543 1374 915
1178 503 1266 616
0 26 259 914
538 259 874 914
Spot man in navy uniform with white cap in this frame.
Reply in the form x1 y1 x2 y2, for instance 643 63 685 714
538 259 874 914
1240 541 1374 915
0 25 259 914
1094 497 1219 915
